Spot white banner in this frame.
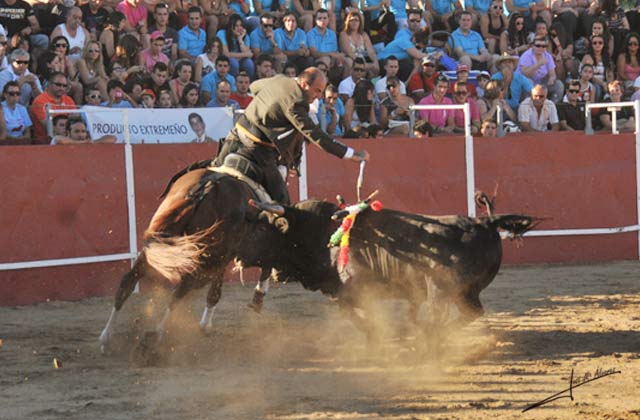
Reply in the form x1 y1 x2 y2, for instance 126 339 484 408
84 106 234 144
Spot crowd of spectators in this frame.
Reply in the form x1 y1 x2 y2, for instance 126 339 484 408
0 0 638 144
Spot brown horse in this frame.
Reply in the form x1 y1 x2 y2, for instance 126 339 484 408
99 167 276 350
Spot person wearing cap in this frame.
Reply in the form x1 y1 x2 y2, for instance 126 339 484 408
139 88 156 108
149 3 179 63
476 70 491 97
417 74 455 134
408 55 441 102
492 52 533 110
449 64 477 97
140 31 170 73
448 11 493 70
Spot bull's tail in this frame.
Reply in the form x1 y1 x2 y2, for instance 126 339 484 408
489 215 543 239
144 223 220 285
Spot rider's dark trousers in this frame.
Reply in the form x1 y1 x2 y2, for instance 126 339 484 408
216 127 291 205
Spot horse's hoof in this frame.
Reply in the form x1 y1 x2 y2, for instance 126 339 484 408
248 291 265 313
199 324 215 336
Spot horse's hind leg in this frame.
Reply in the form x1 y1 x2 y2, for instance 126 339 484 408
100 254 148 349
198 268 225 332
154 268 215 337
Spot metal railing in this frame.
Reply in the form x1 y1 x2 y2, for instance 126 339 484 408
406 101 640 258
409 103 477 217
585 100 639 135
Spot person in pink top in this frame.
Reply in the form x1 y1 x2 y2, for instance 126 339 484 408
116 0 148 34
417 74 455 135
140 31 169 73
451 81 481 134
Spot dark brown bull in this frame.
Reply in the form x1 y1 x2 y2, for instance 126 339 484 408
251 198 539 341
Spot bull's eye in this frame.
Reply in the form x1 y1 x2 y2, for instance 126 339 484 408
274 217 289 233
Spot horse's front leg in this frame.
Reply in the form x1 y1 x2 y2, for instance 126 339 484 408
248 267 272 313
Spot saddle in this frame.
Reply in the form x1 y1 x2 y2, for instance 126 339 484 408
207 154 273 204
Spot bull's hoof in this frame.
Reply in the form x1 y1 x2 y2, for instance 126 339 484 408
129 331 162 367
248 291 265 313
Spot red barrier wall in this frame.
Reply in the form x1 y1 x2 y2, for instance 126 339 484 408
0 133 637 305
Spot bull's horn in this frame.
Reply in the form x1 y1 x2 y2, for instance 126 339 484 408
248 199 285 216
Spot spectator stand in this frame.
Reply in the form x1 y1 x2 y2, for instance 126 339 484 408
408 101 640 258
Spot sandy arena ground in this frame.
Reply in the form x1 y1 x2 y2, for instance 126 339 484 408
0 261 639 420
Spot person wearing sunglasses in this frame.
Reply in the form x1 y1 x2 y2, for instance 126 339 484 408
580 34 613 101
517 36 564 102
250 13 287 71
499 12 528 56
337 57 367 103
480 0 508 54
557 79 587 131
0 49 42 107
382 76 413 135
30 72 76 141
1 81 30 143
451 81 481 134
616 32 640 93
394 9 423 42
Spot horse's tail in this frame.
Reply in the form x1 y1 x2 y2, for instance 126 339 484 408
144 222 220 285
488 215 544 239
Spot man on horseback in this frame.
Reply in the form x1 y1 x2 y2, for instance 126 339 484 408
215 67 370 204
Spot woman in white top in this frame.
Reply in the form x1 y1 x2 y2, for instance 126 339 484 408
195 37 223 83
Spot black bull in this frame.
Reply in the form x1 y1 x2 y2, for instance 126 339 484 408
99 168 538 347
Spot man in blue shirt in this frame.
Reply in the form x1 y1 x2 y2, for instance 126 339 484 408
249 13 286 70
275 12 313 72
378 30 429 81
394 9 422 41
492 54 533 111
427 0 462 31
206 80 240 110
448 11 493 70
201 56 237 104
307 9 348 79
178 7 206 61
